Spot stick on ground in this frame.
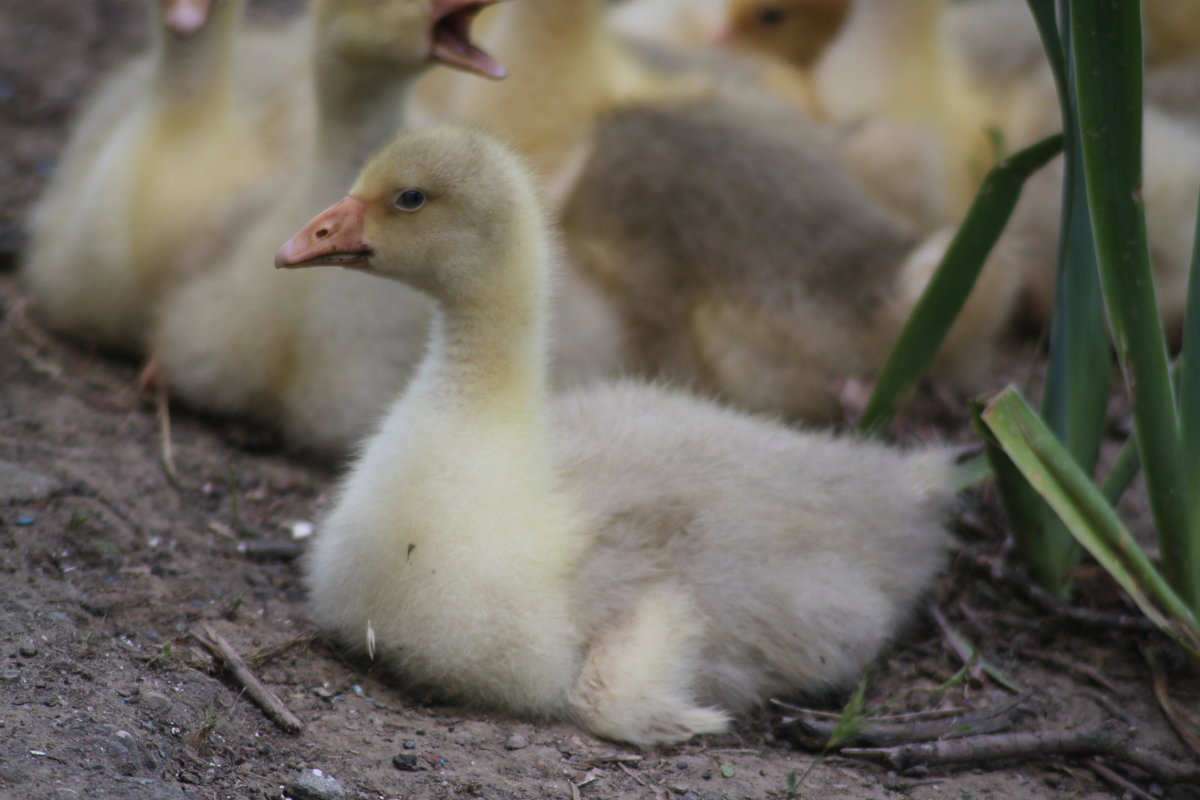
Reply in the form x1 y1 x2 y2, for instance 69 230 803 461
1144 647 1200 760
192 624 303 734
777 691 1032 749
842 724 1200 786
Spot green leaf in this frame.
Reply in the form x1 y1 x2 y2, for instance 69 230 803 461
1099 434 1141 507
1010 0 1109 593
973 401 1073 595
719 763 736 779
1070 0 1198 608
981 387 1200 656
859 134 1064 434
1180 183 1200 579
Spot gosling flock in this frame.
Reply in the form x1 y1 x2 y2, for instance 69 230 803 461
20 0 1200 746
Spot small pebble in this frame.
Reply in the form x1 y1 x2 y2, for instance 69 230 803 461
0 460 61 503
504 733 529 751
18 644 38 658
392 753 420 771
402 740 416 750
138 691 172 715
701 772 712 781
284 768 346 800
676 761 688 770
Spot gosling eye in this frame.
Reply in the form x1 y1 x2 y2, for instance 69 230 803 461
759 6 786 26
394 189 426 212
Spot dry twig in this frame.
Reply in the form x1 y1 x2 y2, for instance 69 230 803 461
1016 647 1124 694
777 691 1032 749
191 624 303 734
929 604 1021 692
841 724 1200 785
1144 647 1200 760
243 631 318 669
1078 689 1135 726
617 762 650 789
966 553 1157 633
1084 758 1157 800
155 383 182 489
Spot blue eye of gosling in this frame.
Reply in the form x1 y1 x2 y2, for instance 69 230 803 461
759 6 786 26
395 189 426 211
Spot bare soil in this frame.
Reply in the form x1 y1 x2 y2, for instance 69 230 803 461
2 3 1198 799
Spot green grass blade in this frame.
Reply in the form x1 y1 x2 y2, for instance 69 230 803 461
1026 0 1109 587
972 1 1104 591
1041 137 1108 477
1024 0 1066 101
824 675 868 751
972 401 1075 594
1180 185 1200 544
1070 0 1198 608
1100 435 1141 507
981 388 1200 655
859 134 1064 434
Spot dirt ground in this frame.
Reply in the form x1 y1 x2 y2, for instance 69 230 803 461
2 2 1199 799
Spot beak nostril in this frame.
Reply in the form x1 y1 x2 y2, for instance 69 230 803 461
315 227 330 240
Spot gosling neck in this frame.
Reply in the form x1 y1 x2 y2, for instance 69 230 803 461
309 51 423 200
413 237 552 421
152 0 242 107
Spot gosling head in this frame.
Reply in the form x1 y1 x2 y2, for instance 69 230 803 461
276 126 545 302
160 0 215 37
719 0 851 68
313 0 506 80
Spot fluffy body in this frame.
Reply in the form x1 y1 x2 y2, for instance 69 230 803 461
560 88 1019 420
23 1 308 354
298 126 954 745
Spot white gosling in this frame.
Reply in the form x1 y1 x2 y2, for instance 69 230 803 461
278 125 955 746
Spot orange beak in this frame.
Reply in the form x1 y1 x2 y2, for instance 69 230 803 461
276 197 373 270
163 0 214 36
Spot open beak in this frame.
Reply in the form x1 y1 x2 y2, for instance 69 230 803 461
163 0 214 36
276 197 373 270
430 0 507 80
